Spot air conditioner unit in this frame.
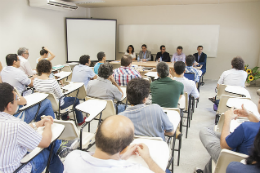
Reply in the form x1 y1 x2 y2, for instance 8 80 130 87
29 0 78 11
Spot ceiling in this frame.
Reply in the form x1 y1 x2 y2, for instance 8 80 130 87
64 0 260 8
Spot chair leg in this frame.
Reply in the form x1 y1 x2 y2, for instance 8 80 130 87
177 134 182 166
186 111 189 138
45 142 55 173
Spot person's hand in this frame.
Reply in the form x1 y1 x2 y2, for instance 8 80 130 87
43 47 49 51
234 104 250 118
194 61 199 66
120 144 138 160
224 107 237 120
136 143 151 161
37 116 53 127
142 59 147 62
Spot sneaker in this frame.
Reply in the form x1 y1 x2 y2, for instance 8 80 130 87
194 168 203 173
208 97 215 103
78 117 87 126
57 139 79 158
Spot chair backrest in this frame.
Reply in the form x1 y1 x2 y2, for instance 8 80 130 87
85 96 116 120
53 119 79 140
216 84 227 100
68 84 87 100
178 92 188 111
217 95 239 115
184 73 195 81
46 93 59 112
214 149 248 173
61 65 72 72
143 76 152 84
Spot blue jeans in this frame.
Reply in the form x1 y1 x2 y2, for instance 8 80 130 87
14 99 55 123
114 104 126 114
30 140 64 173
61 97 83 123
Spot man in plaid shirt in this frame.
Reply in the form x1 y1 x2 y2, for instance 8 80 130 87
113 55 141 86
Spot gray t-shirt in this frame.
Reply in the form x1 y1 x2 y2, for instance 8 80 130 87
87 77 122 101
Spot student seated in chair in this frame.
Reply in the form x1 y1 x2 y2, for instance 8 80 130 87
113 55 141 86
195 103 260 173
1 54 34 95
94 51 106 75
71 55 97 88
17 47 36 77
151 62 184 108
173 61 199 99
185 55 200 83
119 78 174 140
64 115 165 173
33 60 86 126
87 63 125 113
0 82 63 173
193 45 207 75
226 128 260 173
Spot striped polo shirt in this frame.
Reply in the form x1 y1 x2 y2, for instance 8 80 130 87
0 112 42 173
119 104 174 140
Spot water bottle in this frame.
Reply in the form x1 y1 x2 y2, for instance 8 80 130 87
137 55 140 62
160 57 162 62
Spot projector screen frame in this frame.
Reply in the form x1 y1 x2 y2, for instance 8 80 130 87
65 17 117 63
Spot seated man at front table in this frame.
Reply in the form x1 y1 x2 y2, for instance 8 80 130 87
155 45 171 62
18 47 36 77
87 63 125 113
171 46 186 63
71 55 97 88
193 45 207 75
1 54 34 95
173 61 199 99
0 82 63 173
151 62 184 108
195 104 260 173
94 51 106 74
113 55 141 86
185 55 200 83
138 44 151 61
64 115 165 173
119 78 174 140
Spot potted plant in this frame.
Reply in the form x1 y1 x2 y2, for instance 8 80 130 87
244 65 260 86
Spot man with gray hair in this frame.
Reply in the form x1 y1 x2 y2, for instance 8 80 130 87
18 47 36 76
151 62 184 108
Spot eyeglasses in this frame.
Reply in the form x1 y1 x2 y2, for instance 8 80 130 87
24 53 29 55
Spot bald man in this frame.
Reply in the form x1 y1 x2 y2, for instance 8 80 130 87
64 115 164 173
113 55 141 86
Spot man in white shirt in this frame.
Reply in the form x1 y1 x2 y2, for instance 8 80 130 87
1 54 34 94
171 46 186 63
173 61 199 99
64 115 165 173
71 55 97 88
17 47 36 76
0 82 63 173
217 56 247 88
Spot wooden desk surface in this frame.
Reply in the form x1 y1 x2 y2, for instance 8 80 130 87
110 60 174 68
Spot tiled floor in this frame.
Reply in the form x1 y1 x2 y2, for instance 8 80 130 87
74 79 259 173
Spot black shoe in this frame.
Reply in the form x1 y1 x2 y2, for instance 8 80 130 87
194 168 203 173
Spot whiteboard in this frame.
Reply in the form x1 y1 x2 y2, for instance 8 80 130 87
119 25 219 57
66 18 116 62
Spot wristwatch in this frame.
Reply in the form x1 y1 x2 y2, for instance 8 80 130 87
32 123 38 130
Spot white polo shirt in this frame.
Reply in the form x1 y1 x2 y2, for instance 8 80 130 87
19 56 36 76
64 150 153 173
217 68 248 87
174 77 200 99
1 66 31 94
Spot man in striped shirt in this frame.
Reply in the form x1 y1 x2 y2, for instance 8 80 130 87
0 82 63 173
119 78 174 140
113 55 141 86
185 55 200 83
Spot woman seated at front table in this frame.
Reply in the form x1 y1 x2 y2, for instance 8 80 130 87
125 45 136 60
33 59 86 126
36 47 55 64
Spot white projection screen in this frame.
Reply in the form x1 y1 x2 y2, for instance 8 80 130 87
66 18 116 62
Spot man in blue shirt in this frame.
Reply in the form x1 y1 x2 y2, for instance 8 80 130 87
94 52 106 74
71 55 97 88
195 104 260 173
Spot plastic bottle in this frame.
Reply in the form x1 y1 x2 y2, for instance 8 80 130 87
137 55 140 62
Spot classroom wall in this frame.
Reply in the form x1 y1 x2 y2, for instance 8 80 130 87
89 2 260 79
0 0 88 69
